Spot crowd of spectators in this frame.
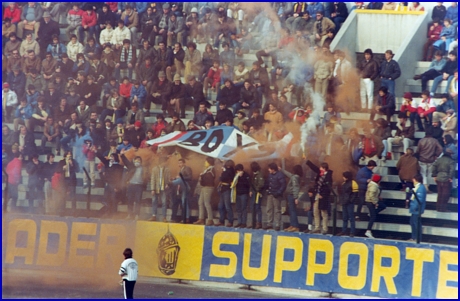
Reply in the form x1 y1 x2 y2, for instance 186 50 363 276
1 2 458 240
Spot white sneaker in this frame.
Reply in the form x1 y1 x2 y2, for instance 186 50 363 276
365 230 374 238
308 224 313 231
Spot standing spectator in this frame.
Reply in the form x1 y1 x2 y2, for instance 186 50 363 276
379 50 401 96
358 48 379 112
121 154 148 219
194 157 216 226
355 160 376 219
17 2 43 39
42 153 56 215
314 47 333 97
26 154 43 213
264 103 283 141
184 7 199 45
337 171 358 237
247 162 265 229
95 150 124 216
364 174 386 238
81 139 96 188
37 11 60 60
216 160 235 227
264 163 286 231
56 151 78 216
151 3 171 46
233 164 251 228
100 89 127 125
168 74 185 118
5 153 23 212
150 114 168 138
145 72 171 116
396 148 420 209
170 158 193 223
280 164 303 232
416 127 443 192
432 149 455 212
432 2 447 21
306 160 333 234
149 157 171 222
407 174 426 242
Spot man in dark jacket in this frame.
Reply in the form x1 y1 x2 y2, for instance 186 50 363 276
248 61 270 108
193 102 214 127
370 86 396 122
387 112 415 153
338 171 358 237
121 154 148 219
379 49 401 96
234 164 251 228
396 148 420 208
235 80 258 115
416 127 443 192
14 125 37 158
96 150 125 216
144 71 171 116
184 75 207 114
355 160 376 219
432 148 455 212
37 12 60 60
170 158 193 223
358 48 379 111
264 163 287 231
26 154 43 213
306 160 333 234
215 102 234 126
56 151 79 216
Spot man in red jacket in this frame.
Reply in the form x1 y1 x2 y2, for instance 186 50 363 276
78 6 98 44
3 2 22 25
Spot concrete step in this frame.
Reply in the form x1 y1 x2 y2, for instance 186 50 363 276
406 79 448 94
381 190 458 204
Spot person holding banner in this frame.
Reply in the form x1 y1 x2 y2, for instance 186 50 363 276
216 160 235 227
248 162 265 229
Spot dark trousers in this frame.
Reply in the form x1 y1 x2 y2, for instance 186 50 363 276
356 189 366 215
127 184 143 216
436 181 452 212
342 203 355 234
255 50 276 66
421 69 442 91
248 191 262 225
218 189 233 224
410 214 422 241
410 112 425 131
366 201 386 230
400 179 414 200
370 106 394 122
236 193 249 225
287 194 299 228
123 280 136 299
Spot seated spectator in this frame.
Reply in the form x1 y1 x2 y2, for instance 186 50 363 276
183 42 202 83
83 38 102 60
125 103 145 128
167 113 186 132
430 51 457 96
264 103 284 141
381 2 397 10
120 5 139 48
153 41 173 77
99 21 115 49
41 116 61 154
423 18 443 61
96 5 116 42
388 112 416 154
193 102 214 127
2 82 18 123
139 6 157 45
6 46 22 73
79 6 98 44
233 110 248 131
130 80 147 109
151 114 168 138
3 3 21 27
57 53 74 80
144 71 171 116
43 82 63 108
330 2 348 33
203 60 221 99
409 2 425 11
322 103 342 128
115 39 137 80
101 44 116 77
66 4 84 41
47 35 67 61
213 13 237 49
23 50 42 77
2 18 16 49
373 118 392 161
433 93 456 121
184 7 199 45
441 109 457 138
413 50 446 92
41 52 58 86
54 98 72 128
119 77 133 101
361 126 384 164
416 90 437 126
277 94 293 121
215 102 234 126
67 35 84 62
17 2 43 39
137 56 156 93
167 13 184 48
100 89 127 124
233 62 249 88
433 18 456 54
370 86 395 122
183 75 206 115
249 61 270 108
311 11 335 47
217 79 239 109
7 66 26 98
75 100 91 125
396 148 419 209
234 80 257 116
89 54 108 86
220 42 236 70
111 121 126 145
13 98 33 131
447 69 458 101
166 42 185 82
234 27 253 56
111 20 132 51
200 43 219 81
14 125 37 158
140 129 155 148
168 74 185 118
124 121 145 148
30 97 50 130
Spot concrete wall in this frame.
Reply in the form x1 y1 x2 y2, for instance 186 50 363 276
393 12 431 97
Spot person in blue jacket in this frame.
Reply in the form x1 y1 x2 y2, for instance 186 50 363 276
408 174 426 242
264 162 287 231
355 160 376 220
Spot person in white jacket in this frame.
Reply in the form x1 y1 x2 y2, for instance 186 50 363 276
111 20 131 51
66 34 84 62
99 21 114 49
2 83 18 123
